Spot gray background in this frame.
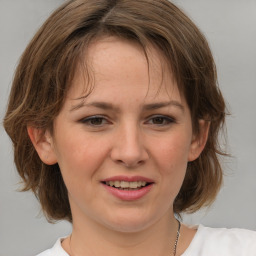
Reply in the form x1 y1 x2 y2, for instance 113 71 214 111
0 0 255 255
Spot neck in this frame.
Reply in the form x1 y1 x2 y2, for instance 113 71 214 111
65 211 179 256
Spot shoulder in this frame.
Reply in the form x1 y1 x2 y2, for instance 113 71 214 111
36 249 51 256
183 225 256 256
36 238 69 256
198 224 256 240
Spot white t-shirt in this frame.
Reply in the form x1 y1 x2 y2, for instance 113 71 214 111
36 225 256 256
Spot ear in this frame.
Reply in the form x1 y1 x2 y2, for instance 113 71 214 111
188 120 210 162
27 126 57 165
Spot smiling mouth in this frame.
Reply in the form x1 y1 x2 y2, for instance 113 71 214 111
102 181 151 190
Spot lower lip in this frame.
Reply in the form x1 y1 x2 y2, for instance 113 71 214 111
102 183 153 201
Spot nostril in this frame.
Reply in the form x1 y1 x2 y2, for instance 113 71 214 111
114 158 146 168
110 138 149 167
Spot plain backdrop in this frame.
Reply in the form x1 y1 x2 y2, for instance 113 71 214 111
0 0 256 255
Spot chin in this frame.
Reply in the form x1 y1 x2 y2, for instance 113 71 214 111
106 220 152 233
101 210 160 233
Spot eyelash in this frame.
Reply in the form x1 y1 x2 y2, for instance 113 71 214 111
79 115 110 126
79 114 176 128
146 115 176 126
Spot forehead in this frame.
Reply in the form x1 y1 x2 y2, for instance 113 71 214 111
68 36 182 103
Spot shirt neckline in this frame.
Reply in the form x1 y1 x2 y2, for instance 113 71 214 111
56 225 203 256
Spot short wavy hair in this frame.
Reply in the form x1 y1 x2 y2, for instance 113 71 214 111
4 0 227 222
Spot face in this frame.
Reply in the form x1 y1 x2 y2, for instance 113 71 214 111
32 37 207 233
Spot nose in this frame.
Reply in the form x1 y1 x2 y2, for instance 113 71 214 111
110 123 149 168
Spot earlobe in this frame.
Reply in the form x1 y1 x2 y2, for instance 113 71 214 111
188 120 210 162
27 126 57 165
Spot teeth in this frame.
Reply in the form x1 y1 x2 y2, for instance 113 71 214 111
120 181 129 188
105 181 148 189
130 182 138 188
114 181 120 187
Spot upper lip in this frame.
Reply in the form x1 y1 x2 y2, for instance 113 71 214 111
101 176 154 183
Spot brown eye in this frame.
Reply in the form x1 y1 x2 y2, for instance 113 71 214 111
80 116 109 126
89 117 104 125
147 115 175 126
152 117 165 124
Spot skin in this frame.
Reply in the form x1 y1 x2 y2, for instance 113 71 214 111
28 37 209 256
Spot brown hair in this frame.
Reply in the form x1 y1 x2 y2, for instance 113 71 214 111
3 0 226 222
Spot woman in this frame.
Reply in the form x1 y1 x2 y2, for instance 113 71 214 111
3 0 256 255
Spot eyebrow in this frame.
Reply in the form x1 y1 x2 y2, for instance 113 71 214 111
70 100 184 112
142 101 184 112
70 101 118 112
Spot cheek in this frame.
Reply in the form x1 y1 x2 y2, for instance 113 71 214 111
153 134 191 171
53 129 108 181
54 136 108 204
152 132 192 195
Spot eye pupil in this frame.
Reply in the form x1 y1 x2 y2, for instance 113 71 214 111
91 118 103 125
153 117 164 124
